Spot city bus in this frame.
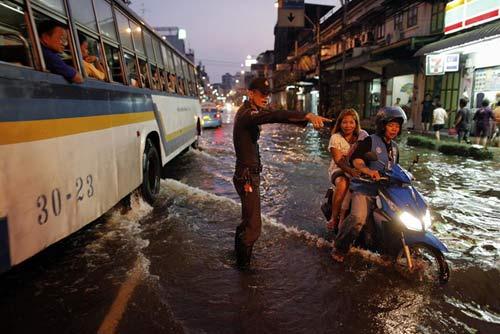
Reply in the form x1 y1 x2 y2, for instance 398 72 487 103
0 0 202 273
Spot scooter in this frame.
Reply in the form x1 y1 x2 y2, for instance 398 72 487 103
321 153 450 284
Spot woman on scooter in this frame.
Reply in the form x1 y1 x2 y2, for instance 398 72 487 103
326 109 368 232
332 106 407 262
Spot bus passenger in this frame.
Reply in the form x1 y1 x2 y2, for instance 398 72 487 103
79 35 106 81
38 20 83 83
167 73 177 93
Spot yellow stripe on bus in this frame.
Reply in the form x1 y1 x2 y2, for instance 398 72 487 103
0 112 155 145
165 124 196 141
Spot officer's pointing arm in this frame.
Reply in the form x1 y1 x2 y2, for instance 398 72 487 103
246 109 330 128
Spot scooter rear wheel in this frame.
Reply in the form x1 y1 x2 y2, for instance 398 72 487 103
396 243 450 284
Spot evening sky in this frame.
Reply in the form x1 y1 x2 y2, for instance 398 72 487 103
130 0 339 83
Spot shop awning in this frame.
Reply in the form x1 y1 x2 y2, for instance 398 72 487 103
415 21 500 56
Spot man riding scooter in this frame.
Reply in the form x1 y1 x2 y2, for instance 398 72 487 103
332 107 406 262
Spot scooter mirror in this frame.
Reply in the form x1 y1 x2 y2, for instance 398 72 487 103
364 152 378 161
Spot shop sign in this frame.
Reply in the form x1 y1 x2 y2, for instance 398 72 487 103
426 55 445 75
444 54 460 72
426 54 460 75
445 0 500 34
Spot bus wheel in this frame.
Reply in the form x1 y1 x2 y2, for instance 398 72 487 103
141 139 161 205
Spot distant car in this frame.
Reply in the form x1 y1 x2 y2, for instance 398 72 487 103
201 106 222 128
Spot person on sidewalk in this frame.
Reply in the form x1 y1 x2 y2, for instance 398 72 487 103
432 102 447 141
421 93 433 133
455 98 471 144
492 100 500 145
473 99 495 146
232 77 330 268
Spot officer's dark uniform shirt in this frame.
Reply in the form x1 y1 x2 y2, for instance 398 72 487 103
233 101 307 170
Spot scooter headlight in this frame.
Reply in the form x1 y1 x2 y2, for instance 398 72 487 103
423 209 432 230
399 211 423 231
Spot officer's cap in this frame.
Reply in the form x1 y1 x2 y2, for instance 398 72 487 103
248 77 271 95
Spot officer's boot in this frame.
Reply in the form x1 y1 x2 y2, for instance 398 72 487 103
235 226 252 268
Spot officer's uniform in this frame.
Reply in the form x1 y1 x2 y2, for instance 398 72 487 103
233 78 308 267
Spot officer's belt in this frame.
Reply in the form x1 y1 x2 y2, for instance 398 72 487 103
235 164 262 174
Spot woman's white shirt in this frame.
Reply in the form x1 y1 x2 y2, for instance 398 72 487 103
328 133 350 177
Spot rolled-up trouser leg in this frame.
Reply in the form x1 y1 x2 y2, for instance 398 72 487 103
335 192 372 253
233 173 261 266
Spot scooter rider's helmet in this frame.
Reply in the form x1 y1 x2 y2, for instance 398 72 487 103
375 106 407 136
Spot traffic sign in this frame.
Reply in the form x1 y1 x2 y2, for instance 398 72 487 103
283 0 304 9
278 8 304 27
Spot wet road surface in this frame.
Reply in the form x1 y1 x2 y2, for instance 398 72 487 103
1 109 499 333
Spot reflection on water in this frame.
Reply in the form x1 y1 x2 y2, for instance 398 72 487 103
0 122 498 333
154 124 499 333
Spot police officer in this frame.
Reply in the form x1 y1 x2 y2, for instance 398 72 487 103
233 77 330 268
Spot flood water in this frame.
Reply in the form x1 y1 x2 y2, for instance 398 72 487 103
1 109 499 333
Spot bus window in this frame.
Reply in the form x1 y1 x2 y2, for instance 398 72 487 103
160 44 168 68
115 11 132 51
67 0 97 32
130 21 145 55
189 66 197 96
137 57 149 88
152 37 162 66
0 1 34 67
31 0 65 14
123 52 138 87
181 59 191 95
103 43 123 83
143 31 154 63
172 54 185 95
78 32 106 81
34 12 84 83
164 46 174 73
94 0 116 41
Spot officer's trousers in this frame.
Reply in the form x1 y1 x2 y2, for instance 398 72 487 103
233 172 262 249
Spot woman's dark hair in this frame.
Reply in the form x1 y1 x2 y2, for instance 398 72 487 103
459 98 468 107
78 33 87 45
482 99 490 107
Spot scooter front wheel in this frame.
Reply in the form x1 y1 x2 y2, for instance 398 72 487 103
396 243 450 284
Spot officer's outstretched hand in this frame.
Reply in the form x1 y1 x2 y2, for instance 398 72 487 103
305 113 331 129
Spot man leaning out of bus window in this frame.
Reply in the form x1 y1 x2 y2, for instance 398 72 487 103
38 20 83 84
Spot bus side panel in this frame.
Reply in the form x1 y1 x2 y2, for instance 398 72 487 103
152 95 201 164
0 119 155 266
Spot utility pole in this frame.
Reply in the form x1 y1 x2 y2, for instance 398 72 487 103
340 0 348 109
